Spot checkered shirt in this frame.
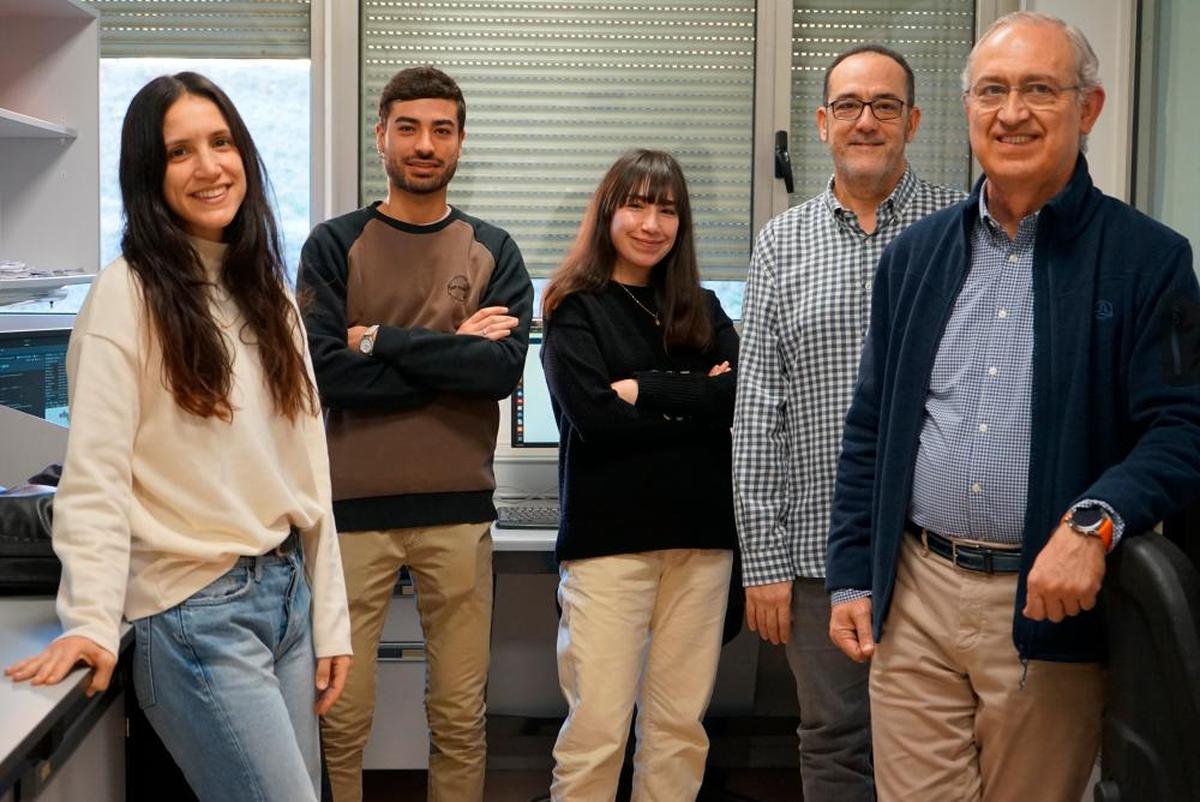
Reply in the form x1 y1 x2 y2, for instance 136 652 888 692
909 190 1039 543
733 169 965 586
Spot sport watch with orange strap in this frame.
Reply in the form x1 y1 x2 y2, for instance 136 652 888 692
1063 504 1114 552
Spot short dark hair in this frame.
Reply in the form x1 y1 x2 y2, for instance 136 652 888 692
823 44 915 107
377 66 466 130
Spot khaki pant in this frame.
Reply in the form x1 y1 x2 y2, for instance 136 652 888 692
551 548 733 802
871 535 1104 802
322 523 493 802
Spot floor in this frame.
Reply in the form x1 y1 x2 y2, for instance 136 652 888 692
363 769 799 801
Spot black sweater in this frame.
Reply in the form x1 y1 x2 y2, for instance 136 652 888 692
542 283 739 562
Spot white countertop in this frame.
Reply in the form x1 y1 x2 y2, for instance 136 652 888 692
0 597 130 782
491 525 556 551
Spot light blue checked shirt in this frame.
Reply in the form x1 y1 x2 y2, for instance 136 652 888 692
832 184 1124 604
909 187 1040 541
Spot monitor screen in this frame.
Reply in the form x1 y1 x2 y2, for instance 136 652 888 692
511 327 559 447
0 329 71 427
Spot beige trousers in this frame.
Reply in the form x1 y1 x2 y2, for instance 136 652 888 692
322 523 493 802
870 534 1104 802
550 548 734 802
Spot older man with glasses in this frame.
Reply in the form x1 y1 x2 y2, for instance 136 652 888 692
826 12 1200 802
733 43 963 801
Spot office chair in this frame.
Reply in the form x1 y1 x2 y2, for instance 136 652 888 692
1094 533 1200 802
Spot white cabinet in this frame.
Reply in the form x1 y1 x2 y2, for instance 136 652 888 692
0 0 98 274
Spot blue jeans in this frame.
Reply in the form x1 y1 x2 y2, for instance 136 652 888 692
132 548 320 802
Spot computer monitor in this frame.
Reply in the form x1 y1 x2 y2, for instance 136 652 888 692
511 326 559 447
0 329 71 427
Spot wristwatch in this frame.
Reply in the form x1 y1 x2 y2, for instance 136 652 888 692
1063 504 1114 551
358 324 380 356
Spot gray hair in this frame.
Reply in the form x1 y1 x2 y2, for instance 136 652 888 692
962 11 1101 93
962 11 1101 151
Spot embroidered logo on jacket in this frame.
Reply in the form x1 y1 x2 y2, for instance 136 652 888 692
1095 300 1114 320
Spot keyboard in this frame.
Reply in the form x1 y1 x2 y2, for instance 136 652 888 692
495 503 560 530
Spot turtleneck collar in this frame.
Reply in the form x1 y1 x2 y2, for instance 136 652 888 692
188 235 229 282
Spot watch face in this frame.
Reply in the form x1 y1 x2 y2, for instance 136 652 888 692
359 335 373 355
1072 506 1105 529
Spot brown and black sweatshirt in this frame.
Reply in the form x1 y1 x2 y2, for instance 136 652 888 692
298 203 533 532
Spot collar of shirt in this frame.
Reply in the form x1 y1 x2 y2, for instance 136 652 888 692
978 179 1040 245
821 167 919 233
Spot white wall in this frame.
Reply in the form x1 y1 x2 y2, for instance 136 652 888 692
1146 0 1200 257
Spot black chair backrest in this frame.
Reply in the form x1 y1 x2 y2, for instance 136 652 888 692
1095 534 1200 802
1164 501 1200 574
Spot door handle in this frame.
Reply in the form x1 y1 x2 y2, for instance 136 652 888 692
774 130 795 194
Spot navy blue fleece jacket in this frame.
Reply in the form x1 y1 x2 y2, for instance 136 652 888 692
827 157 1200 661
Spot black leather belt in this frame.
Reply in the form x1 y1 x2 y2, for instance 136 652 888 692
270 528 300 557
905 521 1022 574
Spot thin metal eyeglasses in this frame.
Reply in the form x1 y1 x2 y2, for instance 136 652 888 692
826 97 906 122
966 82 1082 109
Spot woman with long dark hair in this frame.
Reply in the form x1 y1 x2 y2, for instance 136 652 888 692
6 72 351 801
542 149 739 801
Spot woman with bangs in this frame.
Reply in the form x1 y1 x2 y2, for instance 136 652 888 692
5 72 351 801
541 149 740 801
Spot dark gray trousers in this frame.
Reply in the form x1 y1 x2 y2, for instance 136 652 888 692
784 577 875 802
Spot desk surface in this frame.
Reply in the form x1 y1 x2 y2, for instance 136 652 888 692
0 598 130 786
491 525 555 552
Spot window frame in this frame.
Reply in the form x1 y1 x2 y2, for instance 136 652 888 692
312 1 1012 273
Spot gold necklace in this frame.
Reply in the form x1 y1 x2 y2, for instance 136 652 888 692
615 281 660 327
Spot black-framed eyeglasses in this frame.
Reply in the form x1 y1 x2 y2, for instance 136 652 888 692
966 82 1082 109
826 97 906 122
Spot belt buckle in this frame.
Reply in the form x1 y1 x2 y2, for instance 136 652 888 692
950 538 961 568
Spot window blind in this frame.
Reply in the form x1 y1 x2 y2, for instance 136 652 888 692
361 0 756 280
81 0 310 58
790 1 974 202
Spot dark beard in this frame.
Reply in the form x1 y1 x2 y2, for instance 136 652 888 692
384 157 459 195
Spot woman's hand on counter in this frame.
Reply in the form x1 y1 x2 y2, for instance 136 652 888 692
4 635 117 697
314 654 352 716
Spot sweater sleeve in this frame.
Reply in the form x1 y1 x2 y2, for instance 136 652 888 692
294 319 352 658
297 224 434 411
633 292 739 424
370 231 534 400
1081 239 1200 536
542 296 711 444
52 270 141 658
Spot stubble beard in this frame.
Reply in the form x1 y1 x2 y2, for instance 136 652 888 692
384 156 459 195
837 147 904 197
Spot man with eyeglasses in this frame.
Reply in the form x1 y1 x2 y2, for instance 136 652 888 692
733 44 962 801
827 12 1200 801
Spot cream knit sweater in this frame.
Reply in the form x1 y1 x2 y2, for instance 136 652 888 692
53 238 351 658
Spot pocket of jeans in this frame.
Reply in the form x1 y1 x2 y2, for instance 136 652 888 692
132 617 158 710
183 564 254 606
